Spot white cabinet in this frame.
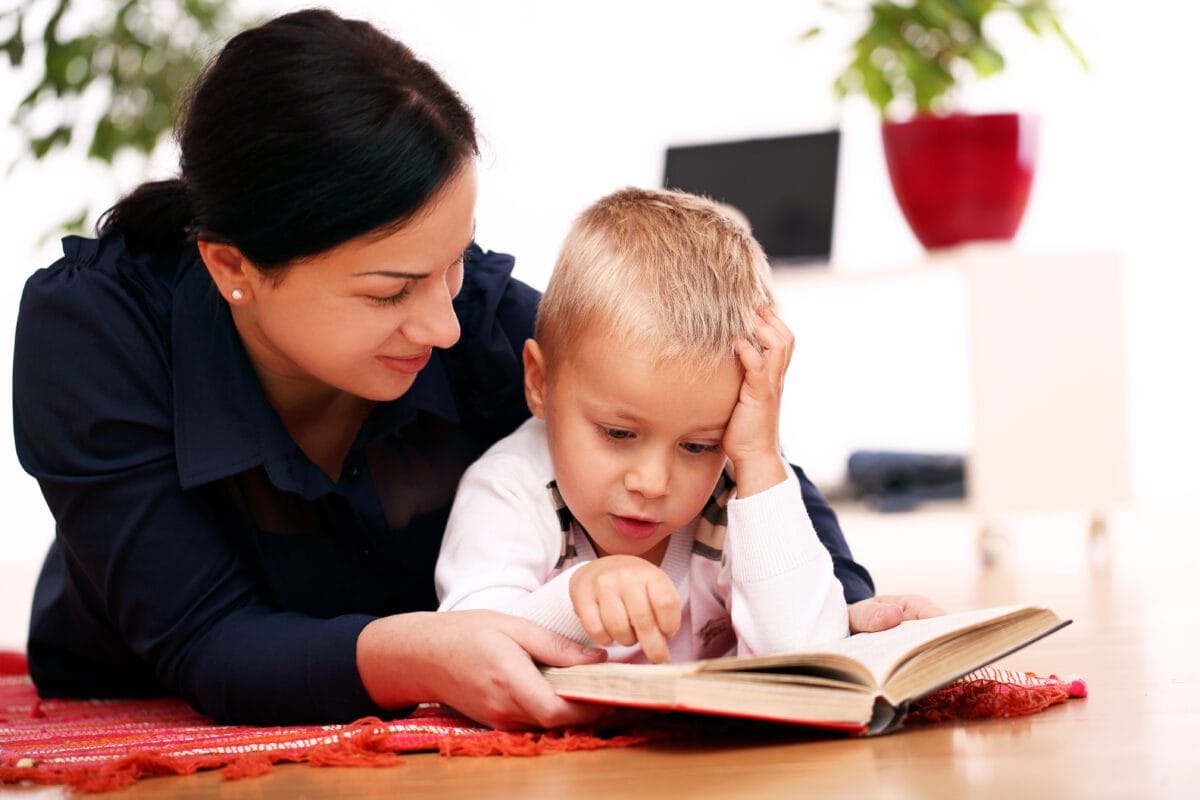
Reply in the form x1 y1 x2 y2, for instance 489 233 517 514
964 249 1130 518
771 246 1130 523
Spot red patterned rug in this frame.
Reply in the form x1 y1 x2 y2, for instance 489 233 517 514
0 652 1085 794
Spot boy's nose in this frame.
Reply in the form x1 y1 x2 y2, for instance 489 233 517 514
625 454 670 499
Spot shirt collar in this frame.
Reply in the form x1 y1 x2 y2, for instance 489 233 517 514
171 256 460 495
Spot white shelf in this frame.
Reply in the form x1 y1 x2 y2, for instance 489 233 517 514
771 246 1130 518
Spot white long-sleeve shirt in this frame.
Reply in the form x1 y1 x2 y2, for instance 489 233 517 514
435 418 848 663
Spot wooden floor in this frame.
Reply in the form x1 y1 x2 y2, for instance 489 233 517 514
8 502 1200 799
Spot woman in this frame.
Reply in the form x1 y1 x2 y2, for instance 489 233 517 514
12 9 936 728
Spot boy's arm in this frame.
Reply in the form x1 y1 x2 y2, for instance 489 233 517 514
725 468 850 656
718 308 848 654
434 455 592 644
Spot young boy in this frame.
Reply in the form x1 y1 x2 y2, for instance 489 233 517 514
435 187 848 664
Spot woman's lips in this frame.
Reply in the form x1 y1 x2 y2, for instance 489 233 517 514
378 350 432 374
610 515 660 540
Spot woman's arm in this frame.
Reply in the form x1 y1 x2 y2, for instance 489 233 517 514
14 255 382 723
356 610 606 729
14 247 604 728
793 466 945 631
792 463 876 604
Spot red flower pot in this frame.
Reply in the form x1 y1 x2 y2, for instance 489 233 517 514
881 112 1038 249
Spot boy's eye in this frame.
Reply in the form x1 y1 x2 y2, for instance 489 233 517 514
600 426 634 441
681 442 720 455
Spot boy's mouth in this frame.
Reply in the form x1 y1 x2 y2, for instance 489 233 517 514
610 515 659 540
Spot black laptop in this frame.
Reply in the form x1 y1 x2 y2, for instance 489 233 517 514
662 130 840 266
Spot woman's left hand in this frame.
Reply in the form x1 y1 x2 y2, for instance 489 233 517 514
847 594 945 633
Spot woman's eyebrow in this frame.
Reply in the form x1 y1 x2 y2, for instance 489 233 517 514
352 268 428 278
354 223 476 279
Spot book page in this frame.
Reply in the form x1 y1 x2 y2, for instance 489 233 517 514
880 611 1068 702
541 661 695 706
698 604 1039 687
826 605 1036 679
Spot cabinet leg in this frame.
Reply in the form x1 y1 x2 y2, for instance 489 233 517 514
1088 511 1111 564
977 522 1007 569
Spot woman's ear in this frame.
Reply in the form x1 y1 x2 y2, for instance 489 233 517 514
523 339 548 419
197 241 255 305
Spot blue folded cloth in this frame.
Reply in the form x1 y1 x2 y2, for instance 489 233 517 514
846 450 965 512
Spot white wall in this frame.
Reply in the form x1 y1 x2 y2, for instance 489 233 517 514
2 0 1197 647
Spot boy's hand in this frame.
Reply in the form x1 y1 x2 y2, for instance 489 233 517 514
569 555 681 663
723 306 794 497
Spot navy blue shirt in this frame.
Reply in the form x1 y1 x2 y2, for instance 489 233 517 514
12 230 874 725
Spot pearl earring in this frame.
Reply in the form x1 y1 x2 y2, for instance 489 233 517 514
231 288 245 302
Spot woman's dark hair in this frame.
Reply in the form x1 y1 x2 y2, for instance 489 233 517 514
100 9 478 269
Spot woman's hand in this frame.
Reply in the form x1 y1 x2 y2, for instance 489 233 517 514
848 594 945 633
356 610 609 730
569 555 681 663
723 307 794 497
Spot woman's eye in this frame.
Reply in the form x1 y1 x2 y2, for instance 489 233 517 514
681 442 720 455
368 285 413 306
449 257 466 298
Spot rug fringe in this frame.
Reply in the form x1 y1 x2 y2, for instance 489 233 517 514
4 717 644 792
904 670 1083 723
439 729 651 757
1 717 413 792
1 665 1085 792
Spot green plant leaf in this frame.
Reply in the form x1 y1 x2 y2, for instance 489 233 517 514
1048 16 1089 70
806 0 1086 117
60 206 89 233
37 206 90 246
964 41 1005 76
1 14 26 66
3 0 254 240
30 124 71 157
5 0 247 169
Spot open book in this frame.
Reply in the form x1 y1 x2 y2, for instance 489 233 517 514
542 604 1069 735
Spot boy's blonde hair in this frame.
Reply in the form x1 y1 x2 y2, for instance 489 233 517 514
536 187 775 374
